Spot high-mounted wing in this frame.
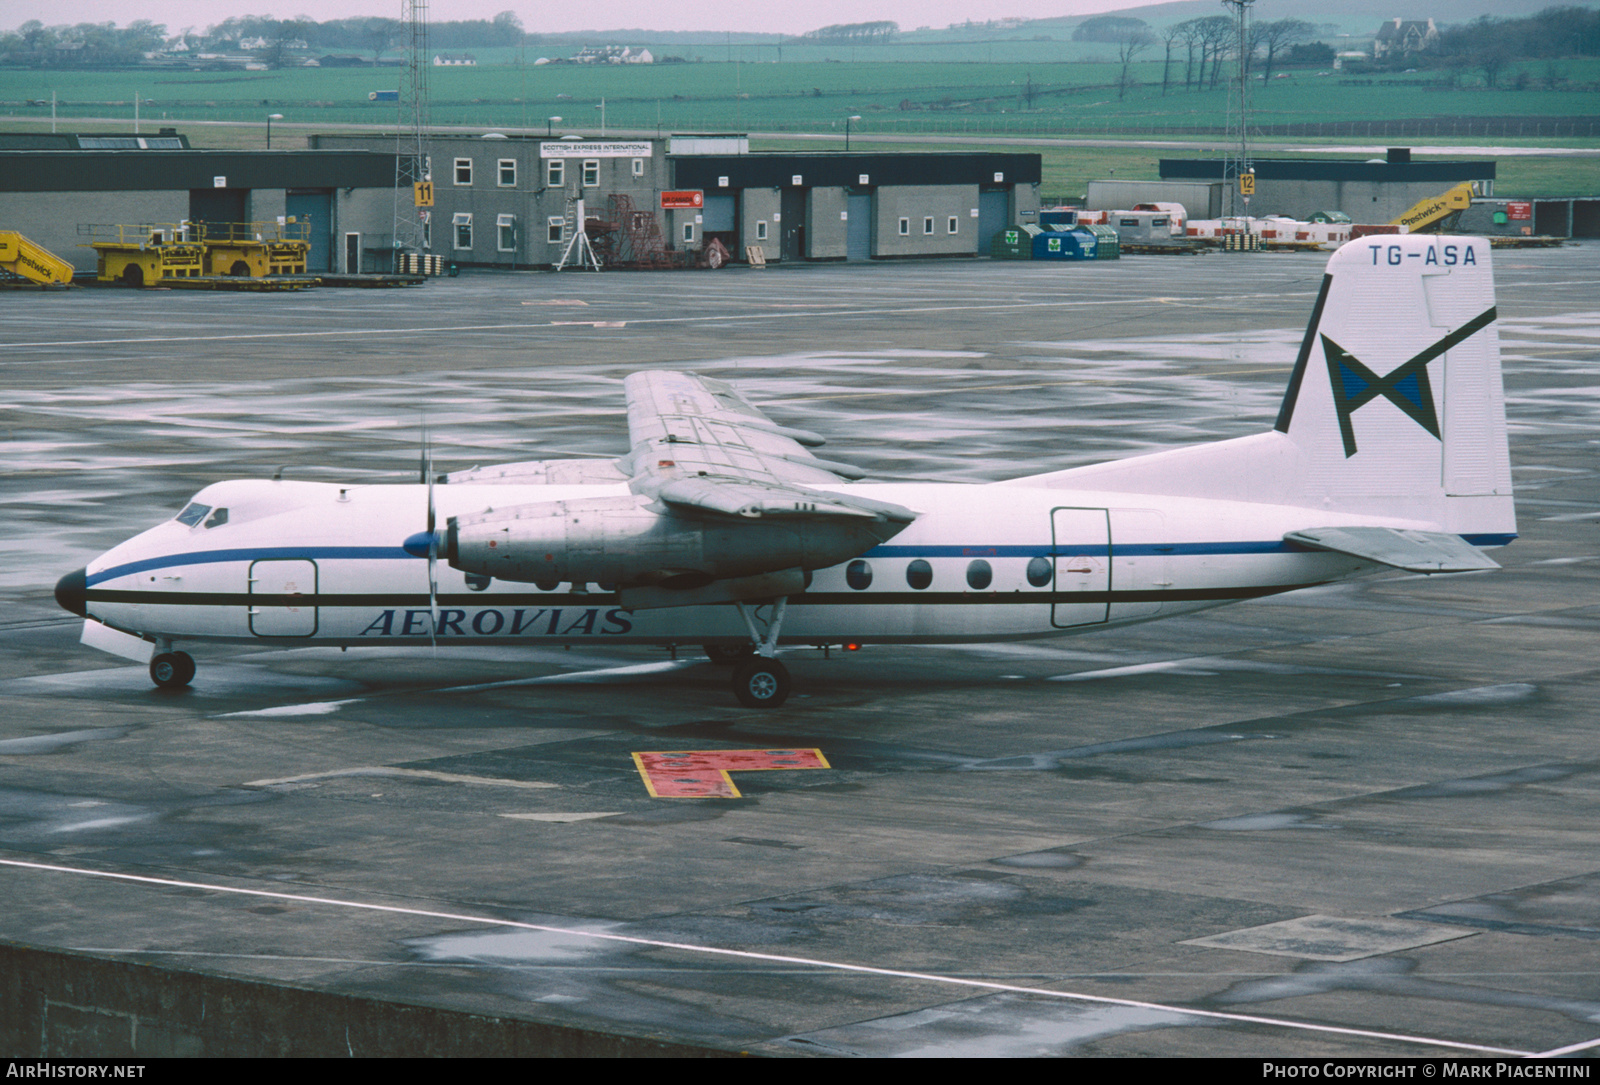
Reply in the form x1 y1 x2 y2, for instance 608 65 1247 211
444 371 916 609
622 371 916 524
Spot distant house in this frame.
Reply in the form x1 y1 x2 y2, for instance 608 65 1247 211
1372 18 1439 58
433 53 477 66
571 45 652 64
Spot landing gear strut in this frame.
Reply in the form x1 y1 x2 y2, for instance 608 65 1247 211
730 597 790 708
150 651 195 689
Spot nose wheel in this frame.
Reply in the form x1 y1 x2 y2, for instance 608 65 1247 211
150 651 195 689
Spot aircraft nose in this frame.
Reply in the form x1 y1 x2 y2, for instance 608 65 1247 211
55 568 88 617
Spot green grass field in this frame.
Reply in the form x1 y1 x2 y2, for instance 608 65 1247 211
3 58 1595 196
5 59 1598 133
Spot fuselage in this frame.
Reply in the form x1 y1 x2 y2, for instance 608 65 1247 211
72 476 1416 651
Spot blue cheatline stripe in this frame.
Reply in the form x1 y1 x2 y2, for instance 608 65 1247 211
83 533 1519 588
84 546 413 587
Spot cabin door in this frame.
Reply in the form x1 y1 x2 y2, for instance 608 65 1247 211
249 559 319 637
1051 507 1110 628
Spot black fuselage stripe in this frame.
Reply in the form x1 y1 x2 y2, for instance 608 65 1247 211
87 583 1321 608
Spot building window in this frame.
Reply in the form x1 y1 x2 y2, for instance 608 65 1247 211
898 217 909 236
452 212 472 250
454 158 472 186
756 220 767 241
497 213 516 252
631 157 644 177
498 159 516 187
547 216 565 244
682 222 695 244
948 216 959 234
923 216 934 235
582 159 599 186
547 159 564 187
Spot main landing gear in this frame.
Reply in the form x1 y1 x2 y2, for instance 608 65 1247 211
724 597 790 709
149 650 195 689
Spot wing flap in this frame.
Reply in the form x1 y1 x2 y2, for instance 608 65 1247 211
655 477 914 522
1286 526 1500 573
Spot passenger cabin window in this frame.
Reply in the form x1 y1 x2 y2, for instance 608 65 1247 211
846 560 873 590
906 560 932 589
966 559 992 590
1026 556 1053 587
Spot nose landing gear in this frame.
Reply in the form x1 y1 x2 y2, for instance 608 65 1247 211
150 651 195 689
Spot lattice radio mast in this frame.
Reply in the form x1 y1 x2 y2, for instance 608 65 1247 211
393 0 430 268
1222 0 1255 219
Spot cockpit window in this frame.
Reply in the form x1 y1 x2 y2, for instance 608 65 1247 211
175 502 211 527
204 508 229 528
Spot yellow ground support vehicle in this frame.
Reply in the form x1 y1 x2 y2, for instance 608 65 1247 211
85 224 204 286
84 221 309 285
0 231 74 285
199 221 310 277
1392 183 1475 234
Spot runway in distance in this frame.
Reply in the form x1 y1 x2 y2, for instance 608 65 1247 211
56 235 1515 708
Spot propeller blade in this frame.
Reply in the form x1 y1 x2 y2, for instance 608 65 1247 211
423 418 439 655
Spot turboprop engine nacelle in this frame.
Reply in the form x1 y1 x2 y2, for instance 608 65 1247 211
446 494 903 588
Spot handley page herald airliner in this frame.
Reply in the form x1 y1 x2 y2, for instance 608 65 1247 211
56 235 1514 707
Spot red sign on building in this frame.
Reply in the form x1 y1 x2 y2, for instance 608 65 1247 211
661 190 704 209
1506 201 1533 220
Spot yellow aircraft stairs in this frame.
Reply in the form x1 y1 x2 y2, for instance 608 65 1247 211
1391 183 1475 234
0 231 74 287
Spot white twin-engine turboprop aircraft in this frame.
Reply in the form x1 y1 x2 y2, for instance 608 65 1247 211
57 235 1515 707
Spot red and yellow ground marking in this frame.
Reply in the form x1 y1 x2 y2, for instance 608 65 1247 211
632 748 831 798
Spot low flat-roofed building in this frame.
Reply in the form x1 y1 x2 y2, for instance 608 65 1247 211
0 129 398 274
1160 149 1495 223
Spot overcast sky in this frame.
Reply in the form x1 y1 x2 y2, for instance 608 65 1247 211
7 0 1138 36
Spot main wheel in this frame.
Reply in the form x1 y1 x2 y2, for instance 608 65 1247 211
704 643 754 666
732 658 790 709
150 651 195 689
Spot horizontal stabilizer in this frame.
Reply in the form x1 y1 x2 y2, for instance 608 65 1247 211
1285 526 1500 573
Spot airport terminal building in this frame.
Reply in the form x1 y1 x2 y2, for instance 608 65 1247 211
309 132 1042 269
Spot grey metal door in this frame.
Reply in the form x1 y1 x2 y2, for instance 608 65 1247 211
978 188 1010 253
781 188 807 261
846 192 872 260
286 189 332 271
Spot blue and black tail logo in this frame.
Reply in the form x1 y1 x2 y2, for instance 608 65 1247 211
1321 307 1496 458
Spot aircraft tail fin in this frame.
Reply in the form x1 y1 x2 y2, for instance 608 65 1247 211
1015 235 1515 542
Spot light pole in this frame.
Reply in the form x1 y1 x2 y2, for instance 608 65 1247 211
547 115 561 137
595 98 606 137
266 113 283 149
845 114 862 151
